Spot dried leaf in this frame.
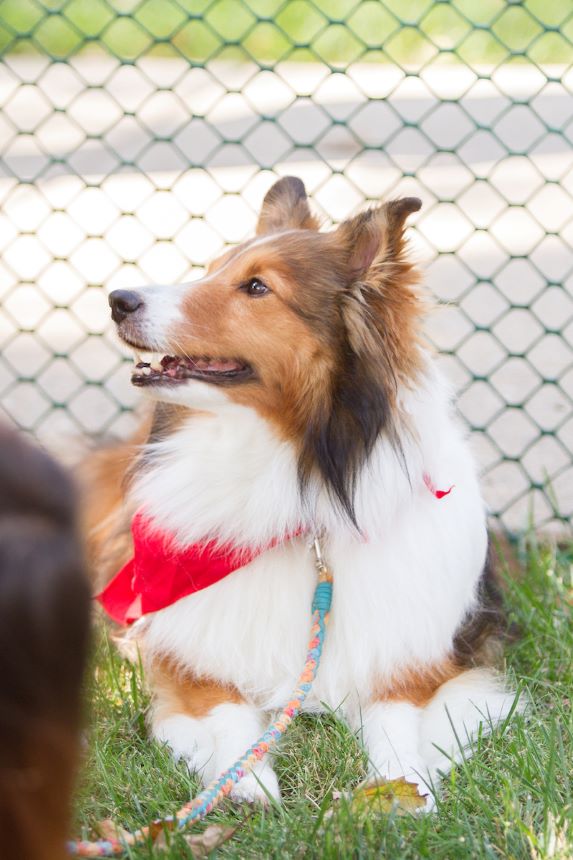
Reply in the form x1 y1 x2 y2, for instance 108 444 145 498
152 823 237 856
95 819 134 844
183 824 238 857
148 817 176 846
327 778 427 821
350 777 428 815
153 829 169 850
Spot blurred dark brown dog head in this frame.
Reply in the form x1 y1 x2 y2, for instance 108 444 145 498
0 425 91 860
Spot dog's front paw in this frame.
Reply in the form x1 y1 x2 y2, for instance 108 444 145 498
229 764 281 806
152 714 215 776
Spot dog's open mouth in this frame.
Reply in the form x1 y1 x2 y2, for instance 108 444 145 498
131 354 254 387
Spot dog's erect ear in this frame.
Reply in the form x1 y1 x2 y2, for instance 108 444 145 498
335 197 421 281
256 176 320 235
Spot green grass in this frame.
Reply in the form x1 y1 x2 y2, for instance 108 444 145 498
1 0 572 65
74 537 573 859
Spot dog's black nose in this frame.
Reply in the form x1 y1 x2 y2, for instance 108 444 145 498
108 289 144 324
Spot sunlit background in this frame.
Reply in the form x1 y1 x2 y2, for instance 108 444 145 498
0 0 572 531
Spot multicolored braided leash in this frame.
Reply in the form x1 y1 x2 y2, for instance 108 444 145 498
68 537 333 857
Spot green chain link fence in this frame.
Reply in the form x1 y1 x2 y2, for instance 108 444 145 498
0 0 572 532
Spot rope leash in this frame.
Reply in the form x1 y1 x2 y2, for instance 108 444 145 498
69 537 333 857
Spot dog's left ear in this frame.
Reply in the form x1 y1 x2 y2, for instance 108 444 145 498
257 176 320 235
335 197 421 282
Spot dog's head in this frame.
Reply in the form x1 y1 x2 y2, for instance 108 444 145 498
109 177 423 522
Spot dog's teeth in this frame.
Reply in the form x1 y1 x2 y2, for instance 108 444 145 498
141 366 152 376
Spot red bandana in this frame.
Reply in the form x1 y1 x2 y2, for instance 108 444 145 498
96 512 299 626
97 476 453 626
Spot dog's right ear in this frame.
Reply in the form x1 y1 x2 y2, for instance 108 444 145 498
256 176 320 235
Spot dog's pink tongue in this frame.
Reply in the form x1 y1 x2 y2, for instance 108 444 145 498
204 359 241 372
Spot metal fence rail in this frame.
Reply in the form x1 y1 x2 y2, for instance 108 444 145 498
0 0 572 532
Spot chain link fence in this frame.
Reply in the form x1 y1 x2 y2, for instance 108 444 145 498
0 0 572 532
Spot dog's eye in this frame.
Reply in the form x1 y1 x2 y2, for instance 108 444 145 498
241 278 270 297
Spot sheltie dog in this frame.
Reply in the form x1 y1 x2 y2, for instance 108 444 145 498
84 176 516 809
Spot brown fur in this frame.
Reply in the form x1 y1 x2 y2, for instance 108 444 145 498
379 658 462 707
150 656 243 720
79 427 147 592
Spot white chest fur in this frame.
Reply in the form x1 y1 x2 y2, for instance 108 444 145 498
135 366 487 721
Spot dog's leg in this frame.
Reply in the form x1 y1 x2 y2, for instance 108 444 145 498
360 701 427 784
356 660 470 809
358 700 436 811
152 709 215 775
203 701 281 805
358 668 518 811
149 660 280 805
420 668 518 780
